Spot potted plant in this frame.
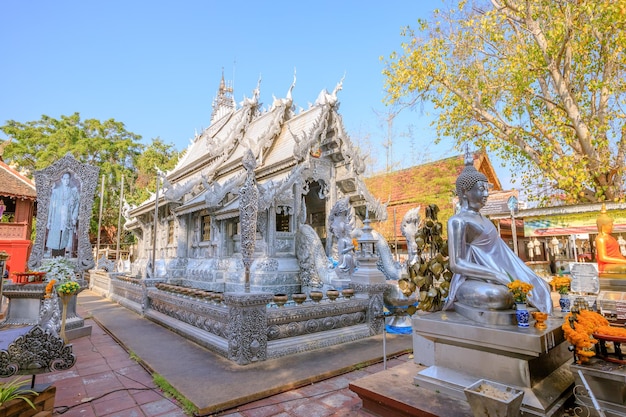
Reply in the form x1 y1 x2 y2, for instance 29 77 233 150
0 377 38 412
507 279 533 327
550 276 572 312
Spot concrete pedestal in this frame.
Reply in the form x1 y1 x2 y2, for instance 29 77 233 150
1 283 91 339
412 311 574 417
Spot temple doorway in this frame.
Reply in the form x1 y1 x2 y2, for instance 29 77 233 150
304 180 327 247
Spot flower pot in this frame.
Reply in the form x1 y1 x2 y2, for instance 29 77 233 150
559 294 571 313
515 303 529 328
292 293 307 305
464 379 524 417
326 289 339 301
309 291 323 303
273 294 288 307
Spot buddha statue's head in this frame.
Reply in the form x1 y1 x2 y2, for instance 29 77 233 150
597 203 613 232
456 152 488 199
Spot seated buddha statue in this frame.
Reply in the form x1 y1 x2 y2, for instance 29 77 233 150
595 204 626 277
442 152 553 317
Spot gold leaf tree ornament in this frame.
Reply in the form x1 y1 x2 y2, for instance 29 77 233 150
400 204 452 312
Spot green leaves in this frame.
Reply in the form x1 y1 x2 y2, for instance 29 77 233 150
0 377 38 409
383 0 626 204
0 113 179 243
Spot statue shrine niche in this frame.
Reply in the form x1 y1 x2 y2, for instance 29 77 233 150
30 153 99 274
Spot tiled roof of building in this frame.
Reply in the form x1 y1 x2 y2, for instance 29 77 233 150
363 152 504 240
0 160 36 200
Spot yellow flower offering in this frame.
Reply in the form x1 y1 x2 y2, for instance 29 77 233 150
550 276 572 294
57 280 80 295
507 279 533 303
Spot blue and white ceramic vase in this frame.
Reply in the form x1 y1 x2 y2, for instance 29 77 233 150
559 294 571 313
515 303 530 328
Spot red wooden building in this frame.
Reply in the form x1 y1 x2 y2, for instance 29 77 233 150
364 151 520 259
0 160 36 275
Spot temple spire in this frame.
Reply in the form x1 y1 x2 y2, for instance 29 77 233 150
211 68 235 124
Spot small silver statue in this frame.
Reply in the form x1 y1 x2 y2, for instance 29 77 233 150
328 197 357 277
443 151 552 315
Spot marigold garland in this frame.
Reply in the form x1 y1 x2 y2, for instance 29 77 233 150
561 309 609 363
595 325 626 338
44 279 57 299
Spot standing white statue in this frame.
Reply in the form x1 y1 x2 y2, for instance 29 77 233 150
46 171 80 257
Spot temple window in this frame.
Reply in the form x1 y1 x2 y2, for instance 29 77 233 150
168 220 174 244
201 215 211 241
276 206 291 232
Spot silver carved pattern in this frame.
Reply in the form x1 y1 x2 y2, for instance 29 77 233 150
255 257 279 272
30 153 100 273
368 293 385 335
292 106 328 161
112 281 143 306
149 292 229 339
39 292 61 336
295 224 337 288
239 150 259 271
266 311 365 340
228 303 268 365
0 325 76 377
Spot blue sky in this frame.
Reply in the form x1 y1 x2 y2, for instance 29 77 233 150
0 1 514 189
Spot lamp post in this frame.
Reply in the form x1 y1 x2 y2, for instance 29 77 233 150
507 195 519 256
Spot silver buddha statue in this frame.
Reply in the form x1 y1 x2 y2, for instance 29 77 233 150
443 152 553 320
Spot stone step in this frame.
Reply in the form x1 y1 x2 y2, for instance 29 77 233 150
349 361 473 417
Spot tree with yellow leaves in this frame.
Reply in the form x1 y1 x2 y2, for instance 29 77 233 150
383 0 626 204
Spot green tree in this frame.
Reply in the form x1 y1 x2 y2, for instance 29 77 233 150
382 0 626 204
131 138 181 205
0 113 179 244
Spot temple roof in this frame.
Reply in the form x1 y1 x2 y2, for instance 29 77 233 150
129 76 386 220
0 160 36 200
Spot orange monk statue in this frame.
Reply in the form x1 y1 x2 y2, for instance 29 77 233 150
595 204 626 276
